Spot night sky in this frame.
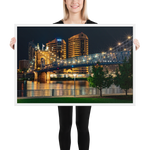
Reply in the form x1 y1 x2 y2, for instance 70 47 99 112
17 26 133 69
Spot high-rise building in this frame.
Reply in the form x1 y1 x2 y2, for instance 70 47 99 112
68 32 89 74
28 41 36 62
46 38 66 64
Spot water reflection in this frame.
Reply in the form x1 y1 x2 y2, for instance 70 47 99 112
18 80 90 97
24 80 89 90
17 80 132 97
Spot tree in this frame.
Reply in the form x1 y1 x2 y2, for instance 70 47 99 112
87 62 113 97
114 48 133 96
128 46 133 88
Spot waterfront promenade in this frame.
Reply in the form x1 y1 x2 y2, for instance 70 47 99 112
18 93 133 99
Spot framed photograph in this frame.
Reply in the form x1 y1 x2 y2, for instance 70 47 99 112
14 24 135 106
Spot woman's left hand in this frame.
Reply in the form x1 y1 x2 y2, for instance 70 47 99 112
133 37 143 53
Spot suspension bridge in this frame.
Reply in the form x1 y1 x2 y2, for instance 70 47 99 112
27 36 133 73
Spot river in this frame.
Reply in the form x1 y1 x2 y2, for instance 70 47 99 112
17 80 132 97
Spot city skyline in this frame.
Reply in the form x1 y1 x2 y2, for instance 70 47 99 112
17 26 133 68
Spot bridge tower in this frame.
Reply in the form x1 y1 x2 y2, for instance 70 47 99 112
34 71 38 81
34 71 52 83
33 49 52 82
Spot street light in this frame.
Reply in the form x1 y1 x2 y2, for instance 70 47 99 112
73 74 76 97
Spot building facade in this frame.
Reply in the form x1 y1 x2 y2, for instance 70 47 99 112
46 38 66 73
68 32 89 74
19 59 30 70
28 41 36 62
46 38 66 64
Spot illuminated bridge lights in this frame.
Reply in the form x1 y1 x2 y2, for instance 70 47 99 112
28 37 132 73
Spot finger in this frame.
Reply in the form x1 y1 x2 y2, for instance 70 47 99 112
10 43 15 50
136 46 138 50
10 43 14 48
12 44 15 50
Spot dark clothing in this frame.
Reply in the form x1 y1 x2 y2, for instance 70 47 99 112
54 19 97 24
53 19 95 150
56 106 93 150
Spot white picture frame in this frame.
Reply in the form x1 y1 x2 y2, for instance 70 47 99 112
12 21 139 109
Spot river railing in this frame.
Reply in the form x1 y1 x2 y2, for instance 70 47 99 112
17 87 133 97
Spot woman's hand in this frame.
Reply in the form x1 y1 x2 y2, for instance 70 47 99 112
133 37 143 53
7 34 16 52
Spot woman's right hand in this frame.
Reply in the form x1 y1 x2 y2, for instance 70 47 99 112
7 34 16 52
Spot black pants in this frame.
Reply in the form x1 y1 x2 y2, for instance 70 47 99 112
58 106 91 150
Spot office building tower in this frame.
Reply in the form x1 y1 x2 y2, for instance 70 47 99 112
28 41 36 62
46 38 66 64
68 32 89 74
